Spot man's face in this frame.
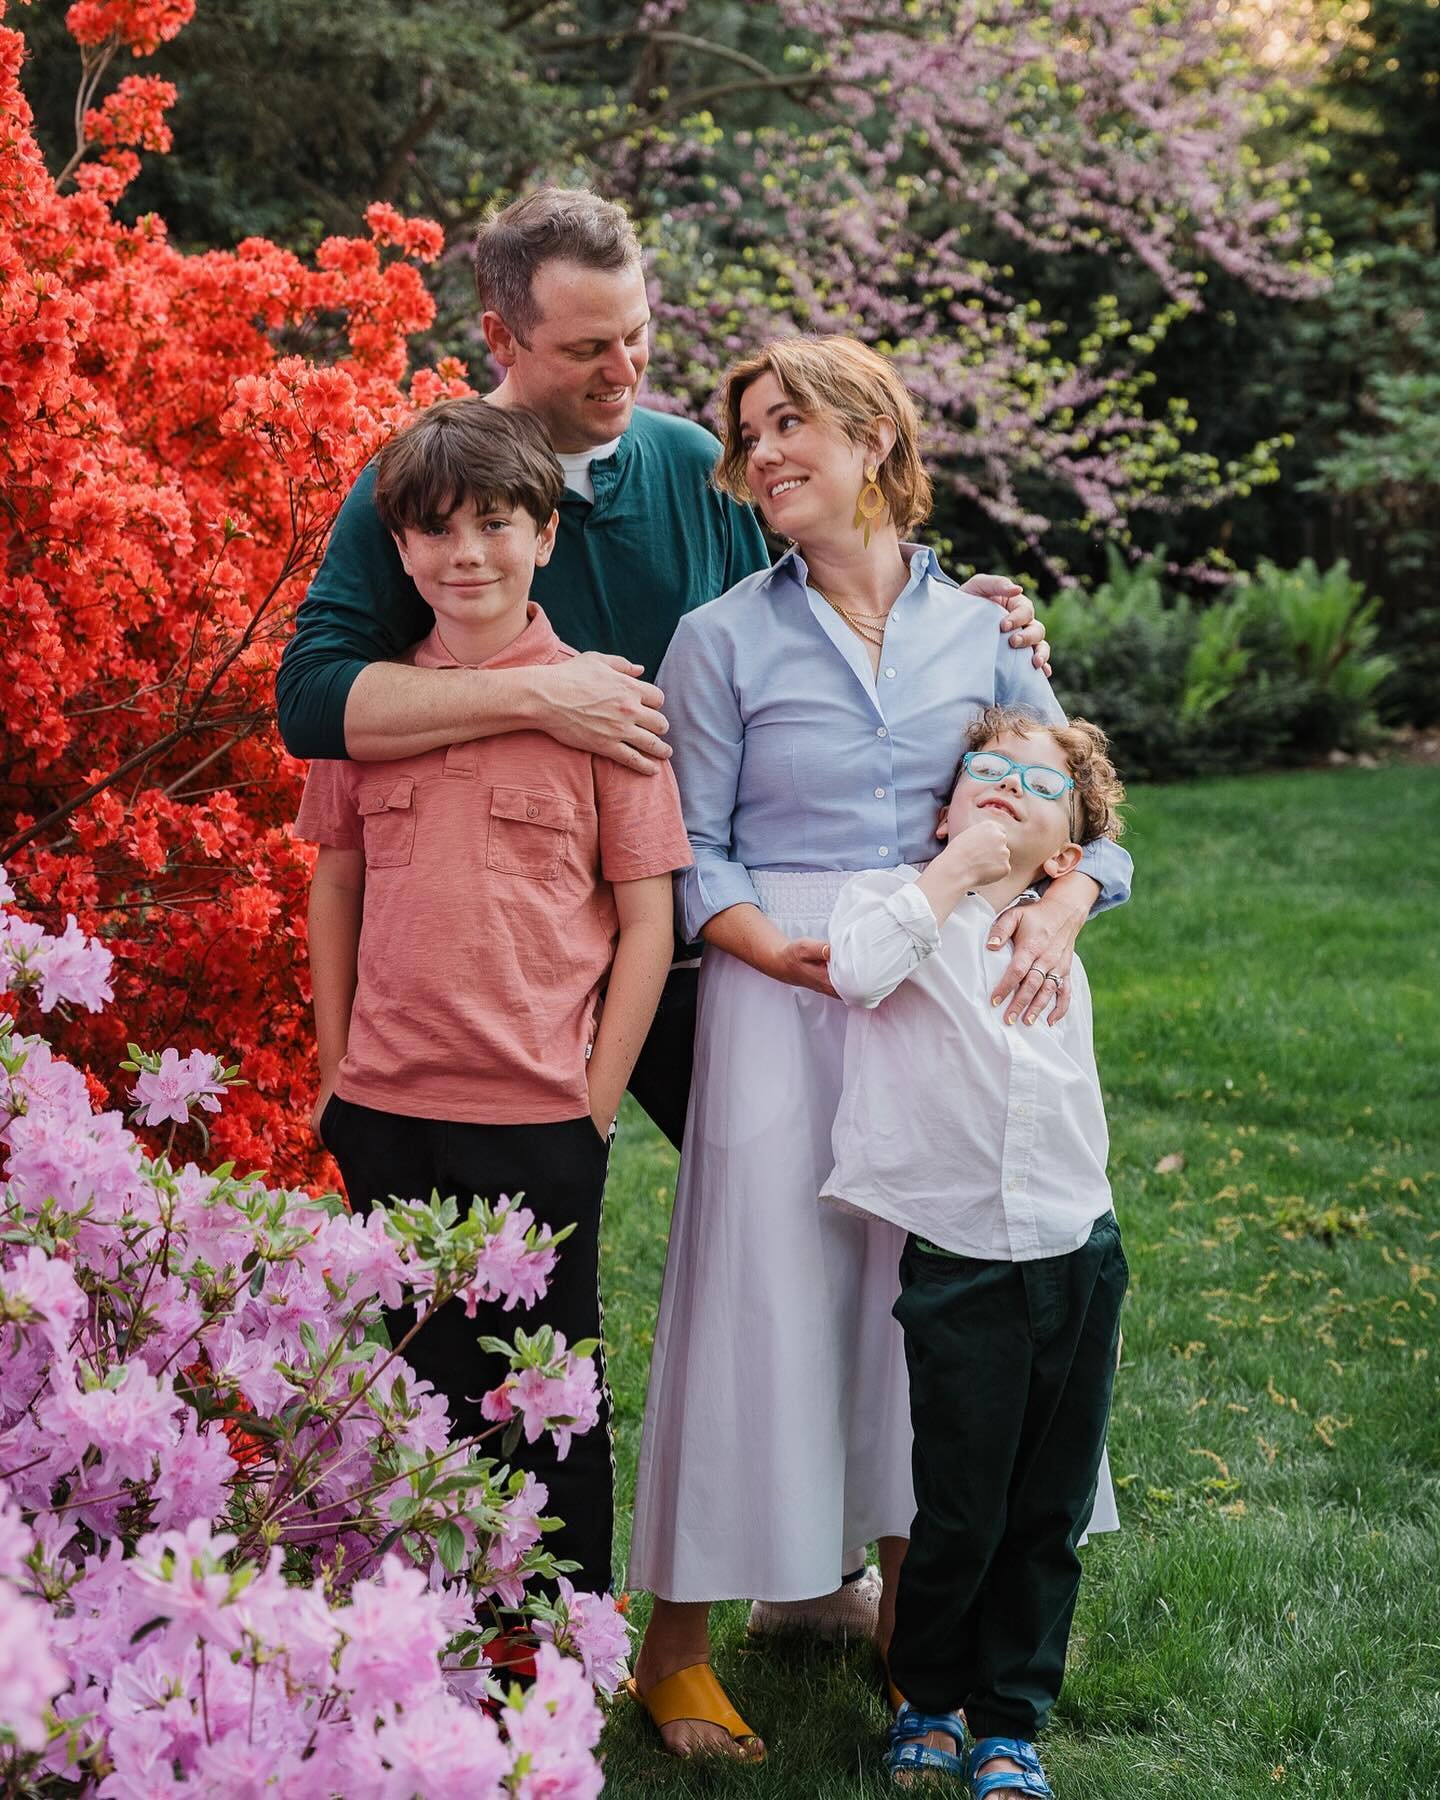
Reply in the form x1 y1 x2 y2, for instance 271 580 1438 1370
940 728 1080 883
486 258 651 453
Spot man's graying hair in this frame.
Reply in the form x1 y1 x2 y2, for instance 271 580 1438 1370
473 188 642 346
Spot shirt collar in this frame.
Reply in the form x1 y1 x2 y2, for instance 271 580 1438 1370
559 414 637 509
764 541 958 595
409 603 565 671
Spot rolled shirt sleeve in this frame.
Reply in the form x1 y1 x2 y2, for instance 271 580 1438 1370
827 870 942 1009
656 614 763 941
992 634 1133 915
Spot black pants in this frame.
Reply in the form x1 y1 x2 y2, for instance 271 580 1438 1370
321 1098 615 1596
626 962 698 1151
887 1213 1128 1741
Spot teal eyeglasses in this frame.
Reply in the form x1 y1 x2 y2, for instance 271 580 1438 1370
961 750 1074 802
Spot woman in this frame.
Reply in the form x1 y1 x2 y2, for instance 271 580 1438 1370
627 337 1132 1761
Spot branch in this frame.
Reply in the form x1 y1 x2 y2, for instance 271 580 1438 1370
374 88 450 203
571 70 833 155
534 28 779 83
1 708 266 862
55 38 118 189
502 0 566 29
2 520 323 860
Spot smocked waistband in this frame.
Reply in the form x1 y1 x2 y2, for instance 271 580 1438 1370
751 868 862 929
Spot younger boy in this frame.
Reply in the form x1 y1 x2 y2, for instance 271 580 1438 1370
820 705 1129 1795
295 400 692 1597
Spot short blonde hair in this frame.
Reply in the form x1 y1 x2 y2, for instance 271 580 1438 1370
963 706 1127 844
714 336 934 533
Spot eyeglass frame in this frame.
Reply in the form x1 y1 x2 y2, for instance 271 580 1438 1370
960 749 1074 801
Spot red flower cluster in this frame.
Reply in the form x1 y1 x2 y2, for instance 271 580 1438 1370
65 0 194 57
82 73 177 153
0 0 472 1184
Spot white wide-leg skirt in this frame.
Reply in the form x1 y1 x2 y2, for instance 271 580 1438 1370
627 871 1117 1606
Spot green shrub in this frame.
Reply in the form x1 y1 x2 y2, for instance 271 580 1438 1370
1236 559 1395 755
1045 553 1395 781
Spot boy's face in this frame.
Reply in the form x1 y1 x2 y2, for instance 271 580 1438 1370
939 726 1082 884
393 498 557 643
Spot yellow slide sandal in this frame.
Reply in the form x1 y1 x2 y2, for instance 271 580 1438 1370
627 1662 766 1762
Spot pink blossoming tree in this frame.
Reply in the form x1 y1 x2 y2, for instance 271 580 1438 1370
545 0 1331 574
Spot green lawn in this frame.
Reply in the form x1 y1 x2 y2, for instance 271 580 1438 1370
596 766 1440 1799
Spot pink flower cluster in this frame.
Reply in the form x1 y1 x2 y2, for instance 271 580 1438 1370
127 1046 230 1128
0 871 113 1013
482 1334 604 1463
0 882 624 1788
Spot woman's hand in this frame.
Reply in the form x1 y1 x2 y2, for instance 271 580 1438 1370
767 936 837 997
985 877 1098 1025
960 574 1052 677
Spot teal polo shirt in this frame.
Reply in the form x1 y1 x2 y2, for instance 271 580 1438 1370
275 405 771 761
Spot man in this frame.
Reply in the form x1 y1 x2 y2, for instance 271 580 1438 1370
276 186 1050 1150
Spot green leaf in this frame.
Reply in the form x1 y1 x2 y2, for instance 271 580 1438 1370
437 1521 466 1572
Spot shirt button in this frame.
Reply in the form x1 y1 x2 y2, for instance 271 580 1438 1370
874 787 886 799
885 667 897 679
879 846 889 857
526 805 539 818
876 726 887 738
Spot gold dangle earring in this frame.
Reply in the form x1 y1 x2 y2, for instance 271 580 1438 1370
853 464 886 548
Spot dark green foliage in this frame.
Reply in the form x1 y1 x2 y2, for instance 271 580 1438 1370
16 0 572 250
1045 551 1394 781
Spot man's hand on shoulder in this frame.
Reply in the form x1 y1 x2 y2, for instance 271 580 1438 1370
533 653 672 773
961 573 1053 678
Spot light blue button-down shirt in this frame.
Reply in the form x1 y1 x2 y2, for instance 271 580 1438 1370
656 545 1133 941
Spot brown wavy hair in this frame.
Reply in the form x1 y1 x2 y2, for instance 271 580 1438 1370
713 336 934 533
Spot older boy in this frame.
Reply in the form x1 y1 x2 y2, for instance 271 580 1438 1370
821 706 1129 1796
295 400 692 1597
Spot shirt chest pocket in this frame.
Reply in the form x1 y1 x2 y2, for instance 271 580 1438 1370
357 779 416 869
487 787 574 880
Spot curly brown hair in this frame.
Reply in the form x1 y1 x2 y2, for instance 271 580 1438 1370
962 706 1127 844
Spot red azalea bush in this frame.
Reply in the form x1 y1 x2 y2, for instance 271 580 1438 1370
0 0 471 1185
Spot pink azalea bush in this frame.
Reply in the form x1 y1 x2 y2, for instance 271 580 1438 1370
0 875 621 1794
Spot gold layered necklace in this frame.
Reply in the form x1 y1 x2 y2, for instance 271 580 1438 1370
813 585 891 647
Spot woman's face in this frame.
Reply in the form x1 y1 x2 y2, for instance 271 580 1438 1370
737 372 871 544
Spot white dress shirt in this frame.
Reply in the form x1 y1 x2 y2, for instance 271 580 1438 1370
821 867 1113 1262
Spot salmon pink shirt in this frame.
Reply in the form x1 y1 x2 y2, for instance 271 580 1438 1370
295 605 693 1125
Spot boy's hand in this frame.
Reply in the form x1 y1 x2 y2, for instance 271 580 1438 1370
310 1078 336 1140
944 818 1011 888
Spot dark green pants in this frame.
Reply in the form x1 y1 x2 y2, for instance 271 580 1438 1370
887 1212 1128 1741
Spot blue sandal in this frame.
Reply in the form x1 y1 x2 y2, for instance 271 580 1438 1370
884 1701 967 1782
967 1736 1054 1799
